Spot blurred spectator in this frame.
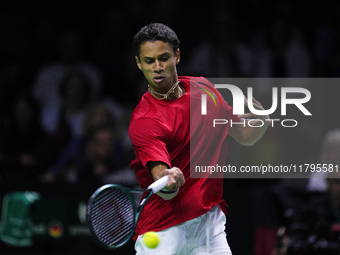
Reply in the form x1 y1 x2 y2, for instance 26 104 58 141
40 102 115 183
255 129 340 255
273 172 340 255
41 70 94 147
185 8 254 77
307 130 340 192
319 130 340 165
54 124 136 186
0 94 58 183
40 102 132 184
32 28 102 121
271 130 340 255
254 15 312 78
83 103 117 137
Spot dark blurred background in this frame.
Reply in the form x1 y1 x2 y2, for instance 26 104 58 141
0 0 340 254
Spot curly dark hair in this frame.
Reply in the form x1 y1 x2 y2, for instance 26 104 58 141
133 23 180 59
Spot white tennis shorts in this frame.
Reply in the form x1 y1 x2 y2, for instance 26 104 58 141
135 205 232 255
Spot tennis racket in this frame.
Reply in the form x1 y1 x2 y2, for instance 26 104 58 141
87 175 169 250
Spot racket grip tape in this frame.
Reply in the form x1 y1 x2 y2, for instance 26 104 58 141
148 175 169 193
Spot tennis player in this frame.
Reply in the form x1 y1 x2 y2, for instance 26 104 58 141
129 23 270 255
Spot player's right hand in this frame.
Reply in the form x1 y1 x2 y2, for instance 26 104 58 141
161 167 185 192
149 162 185 200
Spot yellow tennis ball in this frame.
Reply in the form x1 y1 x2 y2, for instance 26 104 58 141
142 231 160 249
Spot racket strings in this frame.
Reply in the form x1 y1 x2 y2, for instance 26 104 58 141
90 187 135 247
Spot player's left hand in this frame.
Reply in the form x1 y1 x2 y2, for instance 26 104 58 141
238 96 270 125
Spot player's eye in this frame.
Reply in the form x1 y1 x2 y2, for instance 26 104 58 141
144 59 153 64
160 57 168 62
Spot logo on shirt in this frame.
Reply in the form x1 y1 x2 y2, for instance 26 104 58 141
198 84 222 115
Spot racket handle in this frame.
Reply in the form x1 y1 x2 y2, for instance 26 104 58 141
148 175 169 193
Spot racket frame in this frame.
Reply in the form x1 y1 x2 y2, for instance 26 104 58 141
87 175 169 250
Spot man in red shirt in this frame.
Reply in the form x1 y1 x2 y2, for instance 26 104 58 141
129 23 270 255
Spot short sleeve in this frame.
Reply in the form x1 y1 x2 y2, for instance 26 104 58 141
129 118 171 168
197 77 240 122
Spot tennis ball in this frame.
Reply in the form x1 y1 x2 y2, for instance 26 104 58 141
142 231 160 249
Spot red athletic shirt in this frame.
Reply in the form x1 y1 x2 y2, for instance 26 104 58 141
129 76 240 240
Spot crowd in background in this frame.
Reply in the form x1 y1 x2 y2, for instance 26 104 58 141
1 0 339 184
0 1 340 254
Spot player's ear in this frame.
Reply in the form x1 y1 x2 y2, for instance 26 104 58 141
135 56 142 71
175 49 180 65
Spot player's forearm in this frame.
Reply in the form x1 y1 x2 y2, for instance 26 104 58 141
240 118 270 146
149 162 169 180
230 117 270 146
149 162 184 200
